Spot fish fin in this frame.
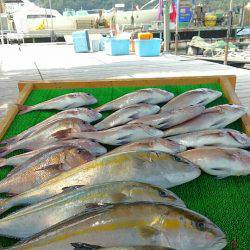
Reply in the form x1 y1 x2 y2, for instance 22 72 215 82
215 175 230 180
7 167 20 177
36 163 65 172
63 102 79 110
16 104 32 115
138 226 160 239
110 192 127 203
84 203 113 214
62 185 85 192
0 158 7 168
52 129 73 139
70 242 102 250
116 135 133 145
0 198 12 215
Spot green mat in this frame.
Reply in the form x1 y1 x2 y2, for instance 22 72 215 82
0 83 249 249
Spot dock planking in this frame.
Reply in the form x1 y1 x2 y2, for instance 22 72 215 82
0 43 249 113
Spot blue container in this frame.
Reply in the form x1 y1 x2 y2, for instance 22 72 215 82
179 7 192 22
105 38 130 56
135 39 162 57
72 30 90 53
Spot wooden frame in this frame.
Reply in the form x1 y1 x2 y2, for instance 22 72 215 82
0 75 249 140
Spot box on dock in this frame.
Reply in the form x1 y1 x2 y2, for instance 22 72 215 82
72 30 90 53
135 38 162 57
105 38 130 56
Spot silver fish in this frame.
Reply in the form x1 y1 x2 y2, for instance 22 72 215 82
95 89 174 112
0 146 95 195
179 147 250 178
0 118 95 157
129 105 205 129
168 129 250 148
10 202 227 250
0 151 200 214
17 93 97 114
161 88 222 112
94 104 160 130
164 104 248 136
71 244 175 250
1 108 102 145
57 124 164 146
0 139 106 169
0 181 185 238
109 138 186 155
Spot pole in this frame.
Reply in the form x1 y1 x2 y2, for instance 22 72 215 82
224 0 233 65
175 0 180 55
48 0 54 42
163 0 170 52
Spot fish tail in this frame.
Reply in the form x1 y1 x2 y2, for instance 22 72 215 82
94 106 102 112
0 158 7 168
16 104 32 115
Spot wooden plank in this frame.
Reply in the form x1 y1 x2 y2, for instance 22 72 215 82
18 75 235 91
220 77 250 135
0 84 34 140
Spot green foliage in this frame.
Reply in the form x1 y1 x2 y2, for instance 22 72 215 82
32 0 150 13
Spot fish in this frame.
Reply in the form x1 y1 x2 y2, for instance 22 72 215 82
0 118 95 157
56 124 164 146
0 151 200 214
71 244 175 250
0 181 185 238
164 104 248 136
161 88 222 112
95 89 174 112
10 202 227 250
1 108 102 145
168 129 250 148
17 93 97 114
0 146 95 195
0 139 106 169
94 104 160 130
179 147 250 178
109 138 186 155
129 105 205 129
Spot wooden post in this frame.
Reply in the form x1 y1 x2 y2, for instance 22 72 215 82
163 0 170 52
49 0 54 43
0 0 4 45
175 0 180 55
224 0 233 65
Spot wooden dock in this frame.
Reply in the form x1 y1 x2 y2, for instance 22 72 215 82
0 43 249 114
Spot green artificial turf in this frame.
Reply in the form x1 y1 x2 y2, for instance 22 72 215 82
0 82 249 249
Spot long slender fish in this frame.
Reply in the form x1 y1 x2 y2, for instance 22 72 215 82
10 202 227 250
95 89 174 112
17 93 97 114
1 108 102 145
109 138 186 155
161 88 222 112
179 147 250 178
56 124 164 146
71 244 175 250
94 104 160 130
129 105 205 129
164 104 247 136
0 139 106 169
0 151 200 214
168 129 250 148
0 146 95 195
0 118 95 157
0 181 185 238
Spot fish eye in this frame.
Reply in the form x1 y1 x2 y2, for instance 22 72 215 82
196 221 206 231
173 155 183 162
77 149 85 154
158 189 169 198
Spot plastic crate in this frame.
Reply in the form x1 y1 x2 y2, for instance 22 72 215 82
72 30 90 53
135 38 162 57
105 38 130 56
